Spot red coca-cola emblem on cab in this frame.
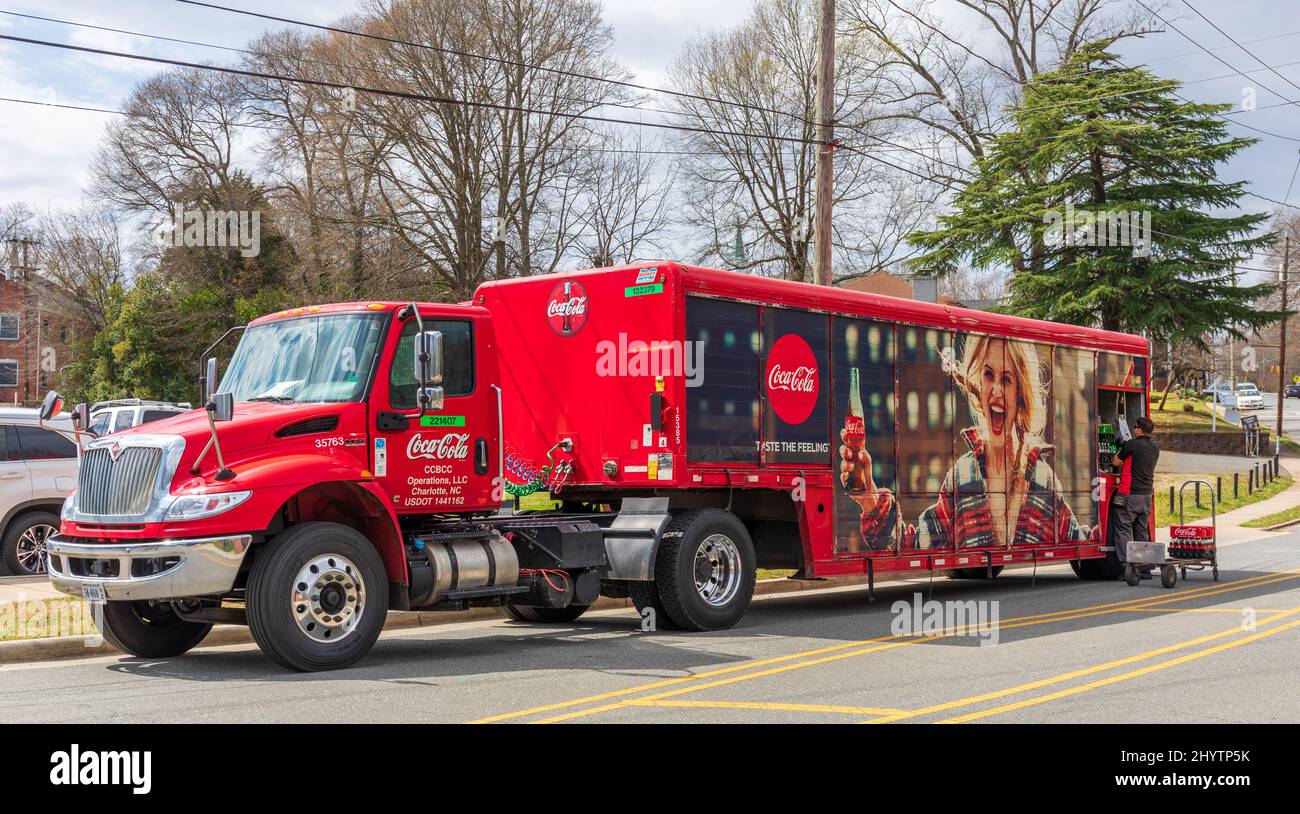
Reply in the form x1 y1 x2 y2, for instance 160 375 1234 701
546 279 588 336
765 333 820 425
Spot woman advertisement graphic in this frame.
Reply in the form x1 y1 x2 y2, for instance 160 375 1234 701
841 334 1095 550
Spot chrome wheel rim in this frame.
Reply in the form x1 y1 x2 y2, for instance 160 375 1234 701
292 554 365 643
693 533 742 607
16 523 55 575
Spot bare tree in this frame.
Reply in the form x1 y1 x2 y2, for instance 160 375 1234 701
572 129 676 267
37 207 126 330
668 0 930 281
842 0 1170 164
89 68 250 216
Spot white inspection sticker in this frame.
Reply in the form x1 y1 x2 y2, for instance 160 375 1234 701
374 437 387 477
657 453 673 480
642 423 652 447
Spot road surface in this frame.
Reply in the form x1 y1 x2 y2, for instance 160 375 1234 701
2 530 1298 724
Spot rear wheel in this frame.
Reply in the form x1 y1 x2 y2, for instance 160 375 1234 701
98 600 213 658
246 522 388 672
498 604 590 623
646 509 756 632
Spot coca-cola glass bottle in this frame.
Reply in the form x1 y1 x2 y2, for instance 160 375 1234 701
561 280 573 335
843 367 868 491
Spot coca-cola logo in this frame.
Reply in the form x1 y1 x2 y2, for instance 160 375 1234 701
765 334 820 425
546 279 588 336
406 433 471 460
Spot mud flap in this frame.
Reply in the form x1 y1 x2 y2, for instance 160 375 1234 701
603 497 671 581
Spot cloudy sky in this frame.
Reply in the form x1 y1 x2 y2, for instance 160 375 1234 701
2 0 1299 276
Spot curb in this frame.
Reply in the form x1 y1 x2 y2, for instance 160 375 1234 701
0 574 871 666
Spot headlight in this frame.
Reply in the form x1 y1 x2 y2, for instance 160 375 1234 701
61 491 76 520
165 490 252 521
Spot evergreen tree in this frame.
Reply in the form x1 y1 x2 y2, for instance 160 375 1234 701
908 41 1281 343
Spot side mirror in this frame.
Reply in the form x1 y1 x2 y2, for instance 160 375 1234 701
415 330 443 387
72 403 92 435
209 392 234 422
39 390 64 421
204 357 219 403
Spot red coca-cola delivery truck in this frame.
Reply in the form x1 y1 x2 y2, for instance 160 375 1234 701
41 262 1149 671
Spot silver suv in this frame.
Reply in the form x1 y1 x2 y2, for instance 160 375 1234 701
0 407 77 576
90 399 192 436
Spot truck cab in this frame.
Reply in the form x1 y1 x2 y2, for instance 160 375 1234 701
44 300 611 671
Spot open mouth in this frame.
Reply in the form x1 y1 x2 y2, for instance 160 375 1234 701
989 404 1006 436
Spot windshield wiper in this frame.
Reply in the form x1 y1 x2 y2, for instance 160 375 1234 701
248 395 295 403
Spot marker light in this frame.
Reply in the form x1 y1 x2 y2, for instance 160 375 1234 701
165 490 252 521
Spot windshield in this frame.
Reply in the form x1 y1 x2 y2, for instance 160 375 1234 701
219 313 386 404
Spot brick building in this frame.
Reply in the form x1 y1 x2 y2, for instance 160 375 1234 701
0 270 87 407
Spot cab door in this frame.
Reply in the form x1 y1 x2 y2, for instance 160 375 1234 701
372 308 498 515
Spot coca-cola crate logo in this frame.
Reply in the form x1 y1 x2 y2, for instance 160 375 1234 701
1169 525 1214 539
765 333 820 425
546 279 589 336
406 432 471 460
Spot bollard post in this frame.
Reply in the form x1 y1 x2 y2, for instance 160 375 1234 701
1168 485 1175 515
1195 481 1201 508
1217 476 1222 503
1249 469 1254 494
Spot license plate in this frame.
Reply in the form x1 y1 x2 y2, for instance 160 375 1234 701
81 584 106 603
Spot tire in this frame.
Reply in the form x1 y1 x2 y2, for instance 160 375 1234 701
1070 559 1092 579
1 511 59 576
498 603 590 623
246 522 388 672
98 600 213 658
1161 565 1178 589
944 566 1004 579
647 509 756 632
1125 564 1140 587
628 580 682 631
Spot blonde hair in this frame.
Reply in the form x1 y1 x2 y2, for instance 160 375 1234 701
953 335 1048 488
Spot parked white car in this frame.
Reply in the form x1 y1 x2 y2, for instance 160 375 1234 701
0 408 77 576
89 399 191 436
1232 383 1264 410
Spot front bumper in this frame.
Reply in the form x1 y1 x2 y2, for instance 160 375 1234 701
47 533 253 601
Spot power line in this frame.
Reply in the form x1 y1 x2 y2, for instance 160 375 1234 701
1132 0 1300 109
0 7 761 131
1180 0 1300 97
0 32 834 150
169 0 819 130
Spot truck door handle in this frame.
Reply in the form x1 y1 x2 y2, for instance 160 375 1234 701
474 438 489 475
0 472 24 480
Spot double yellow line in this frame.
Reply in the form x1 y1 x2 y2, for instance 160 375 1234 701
469 568 1300 724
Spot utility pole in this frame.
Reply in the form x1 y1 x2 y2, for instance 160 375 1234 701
813 0 835 287
1277 234 1290 454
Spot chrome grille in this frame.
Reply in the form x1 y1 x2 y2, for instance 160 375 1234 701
77 446 165 516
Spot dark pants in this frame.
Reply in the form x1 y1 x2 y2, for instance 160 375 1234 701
1111 492 1153 564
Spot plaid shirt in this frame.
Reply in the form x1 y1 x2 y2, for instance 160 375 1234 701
859 427 1095 551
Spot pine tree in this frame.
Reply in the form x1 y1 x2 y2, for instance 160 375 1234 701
908 41 1281 344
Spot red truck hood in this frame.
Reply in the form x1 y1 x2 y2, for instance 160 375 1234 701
108 402 369 488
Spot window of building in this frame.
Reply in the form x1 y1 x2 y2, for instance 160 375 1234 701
0 315 18 341
0 360 16 387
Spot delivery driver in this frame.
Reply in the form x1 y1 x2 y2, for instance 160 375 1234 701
1110 416 1159 576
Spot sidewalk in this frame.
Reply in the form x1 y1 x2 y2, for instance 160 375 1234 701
1158 475 1300 544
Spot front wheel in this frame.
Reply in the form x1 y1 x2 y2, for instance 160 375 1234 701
648 509 756 632
98 600 213 658
246 522 388 672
